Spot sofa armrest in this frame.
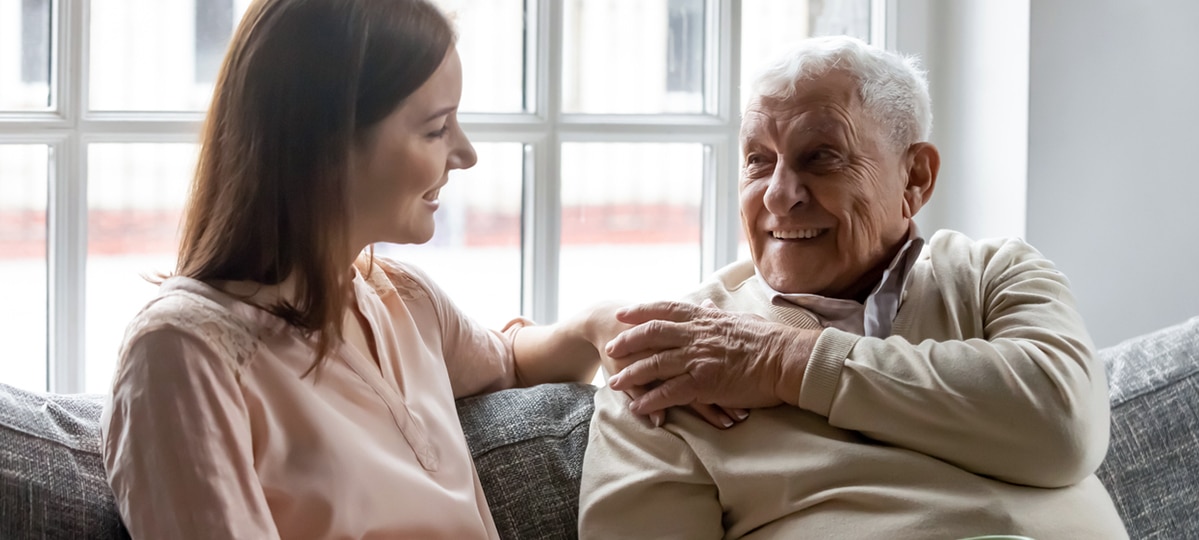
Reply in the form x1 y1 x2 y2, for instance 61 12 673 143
1097 316 1199 539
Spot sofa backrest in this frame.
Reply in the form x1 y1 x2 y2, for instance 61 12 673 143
0 386 129 539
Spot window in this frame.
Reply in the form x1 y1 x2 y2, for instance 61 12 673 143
20 0 51 89
194 0 234 83
0 0 877 394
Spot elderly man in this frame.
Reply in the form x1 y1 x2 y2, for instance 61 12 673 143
578 36 1126 539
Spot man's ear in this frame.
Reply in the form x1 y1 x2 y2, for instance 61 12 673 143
901 142 939 219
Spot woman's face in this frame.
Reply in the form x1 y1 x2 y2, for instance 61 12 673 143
349 47 476 248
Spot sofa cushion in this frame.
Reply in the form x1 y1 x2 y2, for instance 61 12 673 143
1097 316 1199 540
0 385 128 539
457 383 596 540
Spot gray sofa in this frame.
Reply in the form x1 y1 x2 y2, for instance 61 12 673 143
1 316 1196 539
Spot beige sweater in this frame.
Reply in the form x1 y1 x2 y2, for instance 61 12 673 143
579 230 1126 539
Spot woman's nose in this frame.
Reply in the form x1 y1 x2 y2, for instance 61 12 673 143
450 127 477 170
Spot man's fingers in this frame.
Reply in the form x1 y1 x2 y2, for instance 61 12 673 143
601 348 656 377
688 402 735 429
618 385 666 427
604 319 689 359
629 375 697 416
614 301 705 325
608 350 685 390
721 406 750 423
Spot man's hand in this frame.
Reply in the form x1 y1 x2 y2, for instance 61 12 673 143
580 301 749 429
605 300 818 417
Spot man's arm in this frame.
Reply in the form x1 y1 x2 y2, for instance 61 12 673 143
579 388 724 540
802 238 1109 488
607 238 1109 488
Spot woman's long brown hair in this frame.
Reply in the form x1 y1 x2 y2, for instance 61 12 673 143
176 0 454 366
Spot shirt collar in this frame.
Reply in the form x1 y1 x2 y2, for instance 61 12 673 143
757 222 924 334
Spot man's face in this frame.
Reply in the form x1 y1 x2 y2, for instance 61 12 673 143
739 70 914 299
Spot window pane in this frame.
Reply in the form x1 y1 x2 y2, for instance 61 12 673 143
563 0 707 114
432 0 525 113
0 144 49 392
740 0 872 111
0 0 52 110
376 143 523 329
86 143 195 393
559 143 704 318
89 1 252 111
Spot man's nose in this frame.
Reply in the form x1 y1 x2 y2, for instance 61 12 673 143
762 164 808 215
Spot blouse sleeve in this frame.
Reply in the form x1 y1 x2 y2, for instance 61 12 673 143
101 325 280 539
378 259 521 398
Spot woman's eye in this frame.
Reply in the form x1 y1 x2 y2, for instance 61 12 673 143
427 125 449 139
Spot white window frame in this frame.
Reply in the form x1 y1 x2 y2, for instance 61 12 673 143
0 0 888 393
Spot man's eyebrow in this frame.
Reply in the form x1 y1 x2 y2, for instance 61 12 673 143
423 105 457 123
740 113 774 139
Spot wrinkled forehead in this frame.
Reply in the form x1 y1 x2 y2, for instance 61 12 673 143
741 71 867 140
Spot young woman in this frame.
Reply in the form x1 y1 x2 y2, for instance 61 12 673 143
100 0 615 537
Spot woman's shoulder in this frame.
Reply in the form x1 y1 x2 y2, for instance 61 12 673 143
120 277 261 369
361 254 442 302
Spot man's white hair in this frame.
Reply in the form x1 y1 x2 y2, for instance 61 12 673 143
748 35 932 150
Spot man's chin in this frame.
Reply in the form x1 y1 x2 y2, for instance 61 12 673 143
759 270 827 296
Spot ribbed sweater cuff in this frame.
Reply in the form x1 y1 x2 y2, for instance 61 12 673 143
797 328 859 417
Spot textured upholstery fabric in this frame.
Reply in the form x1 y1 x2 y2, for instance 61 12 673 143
457 383 596 540
0 386 128 539
1097 316 1199 540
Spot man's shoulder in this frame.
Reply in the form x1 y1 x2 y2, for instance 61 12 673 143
925 229 1045 265
681 259 758 305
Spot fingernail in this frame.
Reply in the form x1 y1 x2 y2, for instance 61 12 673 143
607 374 619 387
721 416 733 428
732 409 749 421
653 414 664 428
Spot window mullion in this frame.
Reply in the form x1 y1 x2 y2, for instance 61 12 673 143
873 0 896 50
48 0 87 393
702 0 742 279
523 0 561 324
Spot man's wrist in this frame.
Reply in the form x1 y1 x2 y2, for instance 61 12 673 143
775 329 815 406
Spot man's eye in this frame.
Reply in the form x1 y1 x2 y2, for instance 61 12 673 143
745 154 765 165
809 149 838 162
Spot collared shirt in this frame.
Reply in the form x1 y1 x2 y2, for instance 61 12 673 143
759 223 925 337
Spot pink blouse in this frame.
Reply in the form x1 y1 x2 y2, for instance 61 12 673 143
101 255 521 539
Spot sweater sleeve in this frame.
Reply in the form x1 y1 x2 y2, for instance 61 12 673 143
579 388 725 540
102 326 281 539
797 236 1109 488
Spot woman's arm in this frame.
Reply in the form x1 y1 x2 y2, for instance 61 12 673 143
102 327 280 539
508 301 626 386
